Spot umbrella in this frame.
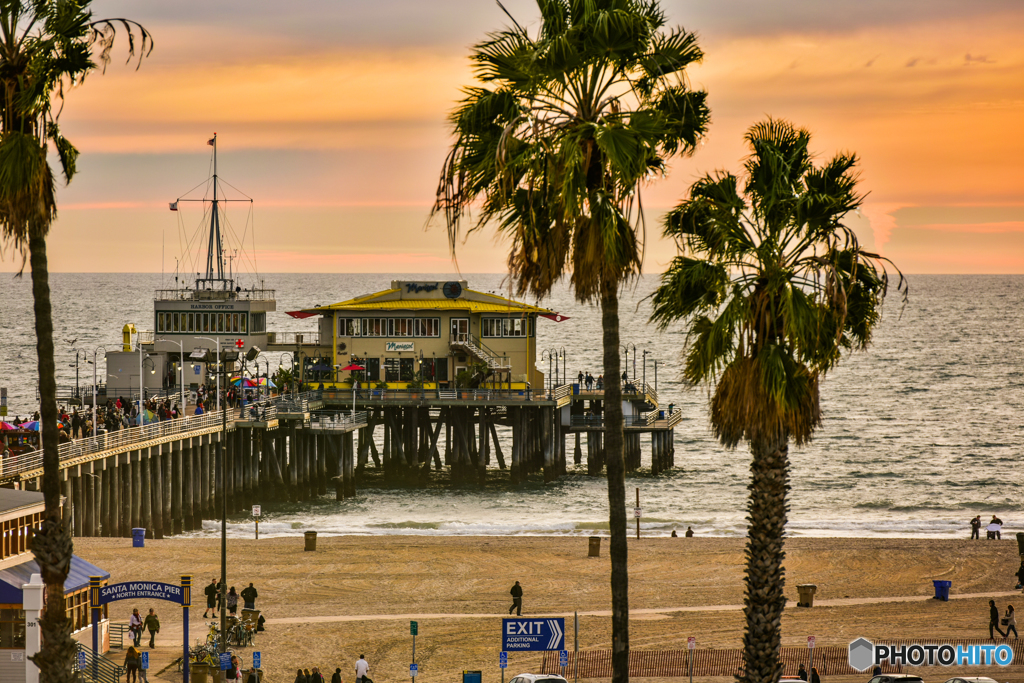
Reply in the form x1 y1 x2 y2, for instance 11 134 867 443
339 363 365 372
21 421 39 431
256 378 277 388
0 422 14 431
232 378 257 387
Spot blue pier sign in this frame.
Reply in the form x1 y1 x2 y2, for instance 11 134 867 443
98 581 185 605
502 618 565 651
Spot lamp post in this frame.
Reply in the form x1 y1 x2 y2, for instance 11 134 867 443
279 353 294 395
88 346 107 435
619 343 636 382
196 337 222 411
541 349 554 397
70 350 86 402
157 337 187 414
642 349 648 390
559 346 566 389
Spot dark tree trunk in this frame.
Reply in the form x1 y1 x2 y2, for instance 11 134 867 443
739 433 790 683
28 229 76 683
601 283 628 683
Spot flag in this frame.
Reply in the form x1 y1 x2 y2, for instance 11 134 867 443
539 312 570 322
169 201 178 211
207 137 215 146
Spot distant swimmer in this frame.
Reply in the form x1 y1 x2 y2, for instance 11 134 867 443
685 526 694 537
509 580 523 616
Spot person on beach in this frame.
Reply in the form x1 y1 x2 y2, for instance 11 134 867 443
227 586 239 615
332 668 343 683
990 599 1006 638
129 608 143 646
990 515 1003 539
685 526 694 537
1005 604 1018 639
1015 561 1024 591
509 580 523 616
295 670 305 683
971 515 981 539
143 608 160 648
810 667 821 683
311 667 326 683
241 582 258 610
124 645 141 683
355 655 371 683
203 578 218 618
671 530 678 537
797 663 807 680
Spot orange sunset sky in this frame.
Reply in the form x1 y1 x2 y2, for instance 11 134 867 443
7 0 1023 274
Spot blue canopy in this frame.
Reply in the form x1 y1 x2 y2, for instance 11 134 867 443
0 554 110 603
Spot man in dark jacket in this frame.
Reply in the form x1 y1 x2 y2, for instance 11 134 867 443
990 599 1006 639
241 583 258 610
331 669 343 683
509 581 523 616
203 579 218 618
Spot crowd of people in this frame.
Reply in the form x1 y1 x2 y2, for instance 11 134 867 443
294 655 372 683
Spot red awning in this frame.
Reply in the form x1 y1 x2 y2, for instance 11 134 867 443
286 311 317 319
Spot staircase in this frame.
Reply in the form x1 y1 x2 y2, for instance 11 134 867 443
75 643 125 683
449 336 511 371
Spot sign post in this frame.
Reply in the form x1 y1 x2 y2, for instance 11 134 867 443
687 637 696 683
499 651 507 683
807 635 816 676
635 488 641 539
559 650 568 677
411 621 418 683
254 652 261 670
502 618 565 652
252 505 261 539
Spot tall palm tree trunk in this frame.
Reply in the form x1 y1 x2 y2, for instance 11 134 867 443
601 281 629 683
28 228 76 683
739 434 790 683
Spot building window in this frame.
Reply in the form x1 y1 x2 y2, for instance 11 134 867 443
0 607 25 648
400 358 415 381
503 318 526 337
384 358 401 382
414 318 439 337
361 318 386 337
251 312 267 333
481 318 502 337
188 313 196 332
240 314 248 334
389 318 414 337
338 318 360 337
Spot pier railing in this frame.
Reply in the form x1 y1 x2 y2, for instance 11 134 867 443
1 409 228 479
268 331 320 346
318 387 539 403
306 411 368 431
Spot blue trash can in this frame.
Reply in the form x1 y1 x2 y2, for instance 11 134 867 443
132 528 146 548
659 410 665 419
572 383 580 395
932 579 951 601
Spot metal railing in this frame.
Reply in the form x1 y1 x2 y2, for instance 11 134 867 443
318 387 537 402
1 409 227 479
268 331 321 346
75 642 124 683
155 287 276 302
307 411 368 431
108 622 130 650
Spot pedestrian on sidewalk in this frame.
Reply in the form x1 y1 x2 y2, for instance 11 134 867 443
990 599 1007 639
311 667 326 683
227 586 239 615
144 608 160 648
332 668 343 683
509 581 523 616
203 578 218 618
810 667 821 683
129 608 143 647
1005 604 1018 639
124 645 141 683
241 582 258 610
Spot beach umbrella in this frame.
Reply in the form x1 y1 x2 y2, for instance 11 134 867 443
339 363 365 372
0 422 14 431
256 377 277 388
22 421 39 431
339 363 365 416
232 377 257 388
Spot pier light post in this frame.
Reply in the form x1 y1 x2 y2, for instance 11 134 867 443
642 349 648 391
559 346 566 389
70 349 86 402
87 346 107 436
196 337 222 410
542 350 554 397
138 354 156 425
279 353 294 395
157 337 187 414
619 343 636 382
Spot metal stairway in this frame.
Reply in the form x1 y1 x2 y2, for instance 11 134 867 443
449 337 510 371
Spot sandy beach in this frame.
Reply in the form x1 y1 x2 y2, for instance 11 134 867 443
74 535 1024 683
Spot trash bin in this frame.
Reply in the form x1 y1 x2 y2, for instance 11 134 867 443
191 663 210 683
932 579 951 601
588 536 601 557
796 584 817 607
572 383 580 395
132 528 146 548
658 410 665 419
304 530 317 551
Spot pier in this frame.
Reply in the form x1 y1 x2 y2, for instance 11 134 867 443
3 384 678 539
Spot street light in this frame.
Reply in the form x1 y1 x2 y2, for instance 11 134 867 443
87 346 107 436
157 338 188 415
619 343 636 382
69 350 87 402
196 337 222 411
541 349 555 397
642 349 648 390
559 346 566 388
279 353 294 395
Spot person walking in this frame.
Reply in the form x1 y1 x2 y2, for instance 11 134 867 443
810 667 821 683
970 515 981 539
332 669 343 683
294 670 305 683
241 582 258 610
311 667 326 683
124 645 141 683
990 599 1006 639
143 608 160 648
1016 560 1024 591
129 608 143 647
203 578 218 618
509 580 523 616
227 586 239 616
355 655 371 683
1006 604 1018 639
797 663 807 681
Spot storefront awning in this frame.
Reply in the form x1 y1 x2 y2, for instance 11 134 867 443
0 554 110 603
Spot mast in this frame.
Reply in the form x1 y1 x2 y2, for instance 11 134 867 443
202 133 228 288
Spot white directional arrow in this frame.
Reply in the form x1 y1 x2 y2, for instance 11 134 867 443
547 619 563 650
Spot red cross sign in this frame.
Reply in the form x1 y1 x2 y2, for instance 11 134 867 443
235 339 244 349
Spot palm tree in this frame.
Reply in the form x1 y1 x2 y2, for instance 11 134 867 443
0 2 151 681
650 118 904 683
433 1 709 679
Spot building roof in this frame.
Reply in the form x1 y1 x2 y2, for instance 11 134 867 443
0 488 44 516
303 285 553 315
0 554 110 603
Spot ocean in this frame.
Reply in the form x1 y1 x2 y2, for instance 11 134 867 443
0 273 1021 539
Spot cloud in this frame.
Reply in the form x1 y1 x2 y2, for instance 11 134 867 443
964 53 995 65
905 57 919 67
